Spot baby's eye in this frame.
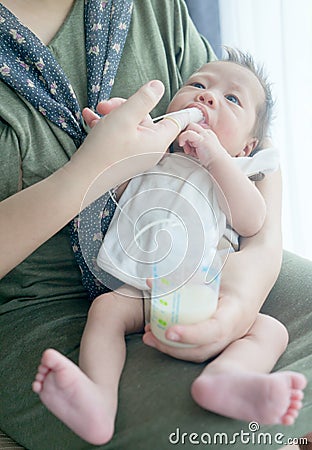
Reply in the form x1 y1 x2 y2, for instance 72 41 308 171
225 94 240 105
190 82 205 89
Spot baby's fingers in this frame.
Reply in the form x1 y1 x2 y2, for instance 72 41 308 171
179 129 203 147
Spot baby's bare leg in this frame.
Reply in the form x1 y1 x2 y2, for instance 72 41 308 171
33 285 143 445
191 314 307 425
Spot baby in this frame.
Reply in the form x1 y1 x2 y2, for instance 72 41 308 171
33 48 307 445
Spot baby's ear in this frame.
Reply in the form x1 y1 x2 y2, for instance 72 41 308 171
241 137 259 157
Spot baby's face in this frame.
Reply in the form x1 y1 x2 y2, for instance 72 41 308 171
168 61 264 157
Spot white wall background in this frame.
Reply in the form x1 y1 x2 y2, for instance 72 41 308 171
219 0 312 260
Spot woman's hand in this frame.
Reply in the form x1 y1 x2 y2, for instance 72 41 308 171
68 81 181 202
143 252 255 362
83 97 155 143
82 97 128 128
143 250 279 362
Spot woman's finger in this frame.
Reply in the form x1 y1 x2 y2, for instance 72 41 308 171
116 80 165 125
143 293 252 362
142 330 208 362
82 107 100 128
165 297 239 347
96 81 180 144
96 97 126 115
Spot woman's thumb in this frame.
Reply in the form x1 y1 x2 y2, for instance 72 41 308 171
119 80 165 124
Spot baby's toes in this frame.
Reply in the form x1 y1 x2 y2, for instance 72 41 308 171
281 408 299 426
35 372 45 383
32 379 43 393
289 399 302 411
290 389 304 401
37 363 50 375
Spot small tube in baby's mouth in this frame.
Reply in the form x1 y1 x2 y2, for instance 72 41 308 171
152 107 204 132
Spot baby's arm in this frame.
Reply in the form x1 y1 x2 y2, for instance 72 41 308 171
179 124 266 237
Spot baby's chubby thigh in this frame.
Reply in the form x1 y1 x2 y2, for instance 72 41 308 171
90 285 144 335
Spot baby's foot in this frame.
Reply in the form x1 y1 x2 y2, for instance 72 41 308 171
32 349 116 445
191 370 307 425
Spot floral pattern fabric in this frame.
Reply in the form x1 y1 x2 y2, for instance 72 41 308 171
0 0 133 300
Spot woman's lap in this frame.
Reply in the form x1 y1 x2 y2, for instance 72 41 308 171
0 250 311 449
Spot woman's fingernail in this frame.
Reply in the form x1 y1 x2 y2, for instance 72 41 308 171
148 80 164 95
167 331 180 341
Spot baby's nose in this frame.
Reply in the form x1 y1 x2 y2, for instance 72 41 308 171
196 91 217 107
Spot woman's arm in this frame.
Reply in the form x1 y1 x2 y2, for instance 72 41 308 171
143 168 282 362
0 81 180 279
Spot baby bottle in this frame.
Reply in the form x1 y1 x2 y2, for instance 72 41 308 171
150 221 221 348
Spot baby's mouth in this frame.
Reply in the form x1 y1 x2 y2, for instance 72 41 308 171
187 104 209 128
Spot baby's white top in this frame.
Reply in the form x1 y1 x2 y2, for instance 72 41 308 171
96 148 279 291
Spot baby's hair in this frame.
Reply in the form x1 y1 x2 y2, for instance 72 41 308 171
222 46 274 151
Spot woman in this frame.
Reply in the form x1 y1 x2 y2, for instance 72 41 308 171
0 0 310 449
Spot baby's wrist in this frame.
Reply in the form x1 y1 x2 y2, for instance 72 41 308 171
201 144 229 170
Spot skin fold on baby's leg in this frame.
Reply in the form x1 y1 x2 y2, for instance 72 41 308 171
191 313 307 425
32 285 144 445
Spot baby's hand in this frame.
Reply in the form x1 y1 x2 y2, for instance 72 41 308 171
178 123 225 168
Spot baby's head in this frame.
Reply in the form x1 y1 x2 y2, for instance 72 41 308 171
223 47 274 152
168 48 274 156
